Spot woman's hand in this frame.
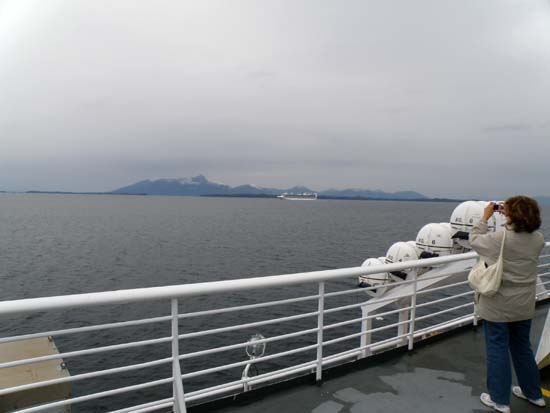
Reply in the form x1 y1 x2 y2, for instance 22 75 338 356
483 202 495 221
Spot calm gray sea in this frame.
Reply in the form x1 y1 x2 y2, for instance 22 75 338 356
0 194 461 298
1 194 548 411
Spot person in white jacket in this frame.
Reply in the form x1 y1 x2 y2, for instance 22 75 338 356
470 196 545 413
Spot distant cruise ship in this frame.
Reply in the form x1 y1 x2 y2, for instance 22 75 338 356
276 192 318 200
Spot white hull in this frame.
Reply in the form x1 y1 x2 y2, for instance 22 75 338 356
279 197 317 201
277 192 318 201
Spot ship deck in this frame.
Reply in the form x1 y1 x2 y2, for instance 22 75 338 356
197 302 550 413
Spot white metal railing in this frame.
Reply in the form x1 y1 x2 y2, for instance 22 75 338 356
0 243 548 413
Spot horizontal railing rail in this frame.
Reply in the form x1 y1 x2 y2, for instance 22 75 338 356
0 242 547 413
0 251 479 315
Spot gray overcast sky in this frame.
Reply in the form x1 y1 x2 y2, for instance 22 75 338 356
0 0 549 198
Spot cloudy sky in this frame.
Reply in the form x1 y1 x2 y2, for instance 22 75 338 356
0 0 549 198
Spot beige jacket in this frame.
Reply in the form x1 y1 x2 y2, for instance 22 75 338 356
470 221 545 322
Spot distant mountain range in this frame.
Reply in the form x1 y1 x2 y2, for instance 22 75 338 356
112 175 430 200
4 176 548 204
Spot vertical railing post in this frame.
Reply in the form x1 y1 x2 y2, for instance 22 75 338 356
397 303 410 347
408 271 418 351
359 308 372 359
172 299 187 413
316 282 325 382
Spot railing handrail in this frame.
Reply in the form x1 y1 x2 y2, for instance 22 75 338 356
0 252 479 315
0 241 547 315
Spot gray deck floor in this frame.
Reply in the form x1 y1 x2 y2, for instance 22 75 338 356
207 303 550 413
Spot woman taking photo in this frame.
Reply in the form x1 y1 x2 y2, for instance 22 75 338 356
470 196 546 413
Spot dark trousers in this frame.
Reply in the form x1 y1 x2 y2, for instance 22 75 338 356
484 319 542 405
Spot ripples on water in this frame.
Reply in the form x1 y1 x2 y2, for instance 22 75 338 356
1 194 548 411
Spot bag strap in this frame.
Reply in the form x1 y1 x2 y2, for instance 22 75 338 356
498 229 506 258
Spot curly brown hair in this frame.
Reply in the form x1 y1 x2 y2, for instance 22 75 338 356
505 195 542 233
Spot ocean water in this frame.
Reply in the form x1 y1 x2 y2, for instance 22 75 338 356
1 194 548 411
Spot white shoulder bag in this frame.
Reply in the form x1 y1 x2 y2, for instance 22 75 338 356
468 230 506 297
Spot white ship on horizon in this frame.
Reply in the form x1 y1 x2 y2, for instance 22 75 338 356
276 192 318 200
